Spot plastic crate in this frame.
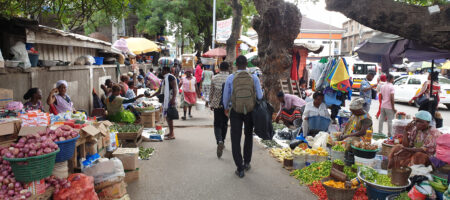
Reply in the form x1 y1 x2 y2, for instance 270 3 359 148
55 135 80 162
4 149 60 182
94 57 104 65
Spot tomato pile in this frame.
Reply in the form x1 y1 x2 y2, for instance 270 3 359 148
308 181 368 200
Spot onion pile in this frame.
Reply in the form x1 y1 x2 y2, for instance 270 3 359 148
0 147 31 199
3 133 59 159
44 175 70 194
47 125 79 142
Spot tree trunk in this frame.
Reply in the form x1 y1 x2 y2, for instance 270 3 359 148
325 0 450 50
225 0 243 66
252 0 302 107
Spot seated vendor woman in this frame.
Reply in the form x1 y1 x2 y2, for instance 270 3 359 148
23 88 44 112
388 111 441 168
302 92 330 136
339 98 373 142
47 80 75 113
275 92 306 127
105 85 145 123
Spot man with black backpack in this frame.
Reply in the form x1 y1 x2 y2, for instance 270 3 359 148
210 62 230 158
223 56 263 178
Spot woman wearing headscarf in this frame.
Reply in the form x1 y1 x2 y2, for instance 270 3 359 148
388 110 441 168
47 80 75 113
338 98 373 162
276 91 307 127
180 68 197 120
23 88 44 112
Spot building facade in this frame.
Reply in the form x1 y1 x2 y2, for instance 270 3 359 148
295 16 344 58
341 19 380 55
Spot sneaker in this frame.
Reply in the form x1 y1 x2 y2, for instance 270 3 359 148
244 163 251 171
217 141 225 158
235 170 245 178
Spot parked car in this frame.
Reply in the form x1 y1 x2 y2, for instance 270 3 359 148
393 74 450 109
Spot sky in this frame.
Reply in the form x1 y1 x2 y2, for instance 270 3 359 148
286 0 349 28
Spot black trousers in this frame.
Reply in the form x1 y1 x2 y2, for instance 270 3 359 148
213 108 228 144
230 109 254 171
330 105 341 120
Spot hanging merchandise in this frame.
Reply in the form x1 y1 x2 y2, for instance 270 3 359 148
315 59 334 91
328 58 352 93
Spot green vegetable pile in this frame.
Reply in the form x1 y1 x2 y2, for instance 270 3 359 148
111 124 143 133
430 179 448 193
261 140 281 148
333 159 344 165
394 192 410 200
272 122 286 130
331 144 345 152
139 147 154 160
343 164 358 180
360 166 395 187
290 161 332 185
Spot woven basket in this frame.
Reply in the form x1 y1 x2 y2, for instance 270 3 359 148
322 177 358 200
55 135 80 162
4 149 60 182
381 143 394 157
117 127 144 140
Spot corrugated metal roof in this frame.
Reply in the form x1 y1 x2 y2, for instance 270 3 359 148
37 25 112 46
301 16 343 32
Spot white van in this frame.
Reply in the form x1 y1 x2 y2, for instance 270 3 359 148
348 61 380 92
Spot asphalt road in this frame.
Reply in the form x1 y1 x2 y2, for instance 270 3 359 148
127 126 315 200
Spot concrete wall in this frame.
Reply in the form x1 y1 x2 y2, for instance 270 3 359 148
0 64 152 114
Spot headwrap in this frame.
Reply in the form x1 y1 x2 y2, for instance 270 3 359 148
185 68 194 73
415 110 432 122
349 98 365 110
380 74 387 82
56 80 68 88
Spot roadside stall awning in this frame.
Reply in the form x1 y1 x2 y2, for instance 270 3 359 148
355 33 450 72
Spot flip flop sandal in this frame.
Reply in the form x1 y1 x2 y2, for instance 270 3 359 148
165 136 176 140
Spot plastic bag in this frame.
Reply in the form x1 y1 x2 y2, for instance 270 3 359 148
54 173 99 200
392 119 412 136
10 41 31 68
311 132 329 149
82 158 125 184
436 134 450 164
410 165 433 180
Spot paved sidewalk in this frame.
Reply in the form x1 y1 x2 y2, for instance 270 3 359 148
127 126 315 200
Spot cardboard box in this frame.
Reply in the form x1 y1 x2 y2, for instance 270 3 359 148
86 141 98 155
0 119 20 136
95 177 124 191
124 168 139 183
0 88 13 108
112 148 139 170
97 181 127 200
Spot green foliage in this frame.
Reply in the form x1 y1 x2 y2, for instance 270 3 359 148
0 0 130 31
396 0 449 6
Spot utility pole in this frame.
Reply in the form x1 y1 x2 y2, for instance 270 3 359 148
212 0 216 49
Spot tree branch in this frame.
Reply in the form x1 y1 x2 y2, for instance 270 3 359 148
325 0 450 49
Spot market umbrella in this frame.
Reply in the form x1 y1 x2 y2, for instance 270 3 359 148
112 38 130 53
245 51 258 67
202 48 226 58
124 37 160 54
442 60 450 70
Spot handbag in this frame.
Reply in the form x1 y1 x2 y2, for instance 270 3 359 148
157 94 164 103
371 89 377 99
166 106 179 120
416 94 428 106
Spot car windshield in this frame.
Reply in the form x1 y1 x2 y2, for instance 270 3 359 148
354 64 376 75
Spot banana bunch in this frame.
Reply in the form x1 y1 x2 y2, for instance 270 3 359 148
270 148 292 162
430 179 448 193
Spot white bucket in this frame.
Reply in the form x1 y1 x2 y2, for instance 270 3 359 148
354 156 375 168
196 100 206 111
